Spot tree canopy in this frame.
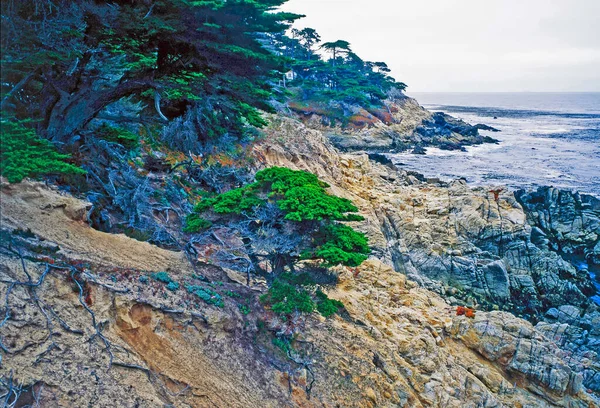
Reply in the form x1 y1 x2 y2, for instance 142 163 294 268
1 0 302 145
184 166 369 317
0 117 86 183
185 166 370 272
265 26 407 116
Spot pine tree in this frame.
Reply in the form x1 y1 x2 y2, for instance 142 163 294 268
1 0 302 146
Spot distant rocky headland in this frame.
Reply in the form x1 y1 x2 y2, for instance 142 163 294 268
304 97 501 154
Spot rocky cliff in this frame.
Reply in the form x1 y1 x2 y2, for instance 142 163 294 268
258 115 600 399
303 97 499 154
1 111 598 407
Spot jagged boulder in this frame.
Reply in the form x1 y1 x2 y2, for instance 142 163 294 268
450 311 585 400
516 187 600 266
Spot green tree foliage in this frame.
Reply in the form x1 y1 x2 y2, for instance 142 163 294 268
265 27 407 122
291 28 321 60
320 40 352 66
315 289 344 317
278 184 364 222
260 278 343 318
183 213 213 233
95 123 139 149
184 167 369 318
306 224 370 267
0 117 86 183
1 0 302 146
260 280 316 315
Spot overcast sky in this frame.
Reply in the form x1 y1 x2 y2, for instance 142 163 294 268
280 0 600 92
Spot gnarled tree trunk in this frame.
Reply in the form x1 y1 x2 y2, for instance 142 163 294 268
43 79 159 145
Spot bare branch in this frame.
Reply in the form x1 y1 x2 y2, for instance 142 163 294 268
154 90 169 122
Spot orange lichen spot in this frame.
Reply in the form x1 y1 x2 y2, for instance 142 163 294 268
456 306 475 318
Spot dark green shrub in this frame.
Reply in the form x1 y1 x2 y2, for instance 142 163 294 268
95 123 139 149
166 281 180 291
0 118 86 183
272 337 290 353
151 271 173 284
315 290 344 317
185 284 224 307
260 280 315 315
261 276 344 318
183 213 212 233
238 304 250 315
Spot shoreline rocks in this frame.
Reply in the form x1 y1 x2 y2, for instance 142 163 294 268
317 97 500 154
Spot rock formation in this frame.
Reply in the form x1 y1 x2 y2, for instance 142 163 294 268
320 97 499 154
259 115 600 399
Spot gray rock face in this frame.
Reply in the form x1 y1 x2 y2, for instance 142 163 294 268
516 187 600 269
482 260 510 302
373 182 600 394
450 311 584 398
536 305 600 394
379 183 596 318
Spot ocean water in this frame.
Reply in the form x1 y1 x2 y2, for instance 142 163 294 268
392 92 600 197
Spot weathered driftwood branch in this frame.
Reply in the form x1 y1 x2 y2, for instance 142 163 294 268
154 90 169 122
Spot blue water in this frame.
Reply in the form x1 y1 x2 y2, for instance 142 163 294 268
392 92 600 197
